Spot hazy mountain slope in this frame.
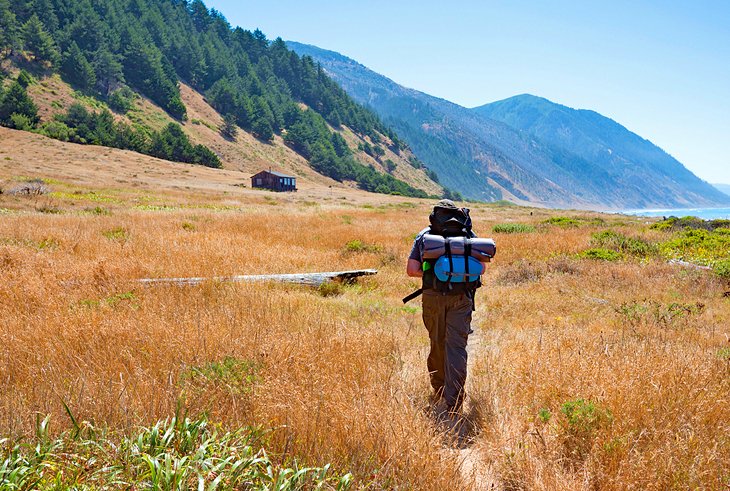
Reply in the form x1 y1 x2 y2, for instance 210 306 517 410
714 183 730 197
474 95 730 206
288 42 729 208
289 41 614 205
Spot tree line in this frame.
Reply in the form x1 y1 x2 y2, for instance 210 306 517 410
0 0 436 198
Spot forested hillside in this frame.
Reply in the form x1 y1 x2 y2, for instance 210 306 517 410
0 0 438 198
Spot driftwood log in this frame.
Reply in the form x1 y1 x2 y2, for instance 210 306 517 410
667 259 712 271
137 269 378 287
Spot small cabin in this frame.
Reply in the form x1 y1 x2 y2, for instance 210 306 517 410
251 170 297 192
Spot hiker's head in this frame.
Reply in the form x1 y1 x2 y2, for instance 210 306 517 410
433 199 457 211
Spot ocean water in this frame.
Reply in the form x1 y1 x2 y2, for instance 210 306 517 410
621 207 730 220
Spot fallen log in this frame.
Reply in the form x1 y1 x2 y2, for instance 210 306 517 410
667 259 712 271
137 269 378 287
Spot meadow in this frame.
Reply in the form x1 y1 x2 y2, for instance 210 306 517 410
1 170 729 489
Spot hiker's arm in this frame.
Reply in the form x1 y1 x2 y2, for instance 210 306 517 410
406 259 423 278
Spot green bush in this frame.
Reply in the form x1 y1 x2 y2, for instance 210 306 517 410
9 112 34 130
560 398 613 461
108 87 135 113
38 120 76 141
651 216 730 232
344 239 382 253
579 248 622 261
492 223 536 234
713 259 730 279
590 230 656 257
544 216 580 227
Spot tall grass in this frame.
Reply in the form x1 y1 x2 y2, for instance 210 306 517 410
0 197 728 489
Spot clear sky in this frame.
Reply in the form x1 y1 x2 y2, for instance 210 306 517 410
205 0 730 184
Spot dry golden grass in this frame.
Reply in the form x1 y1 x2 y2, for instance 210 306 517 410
0 159 728 488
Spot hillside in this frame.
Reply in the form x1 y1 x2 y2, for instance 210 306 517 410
474 94 730 207
713 183 730 197
287 42 730 209
0 0 442 198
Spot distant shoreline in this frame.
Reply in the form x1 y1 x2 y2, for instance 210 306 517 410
619 207 730 220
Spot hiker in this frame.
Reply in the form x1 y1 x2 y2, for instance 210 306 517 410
404 199 494 416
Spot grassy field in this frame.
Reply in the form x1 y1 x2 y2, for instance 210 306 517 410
1 144 729 489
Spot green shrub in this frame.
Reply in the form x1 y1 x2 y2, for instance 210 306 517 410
181 357 260 392
590 230 657 257
492 223 536 234
713 259 730 279
108 87 135 113
344 239 382 253
9 113 34 130
559 398 613 461
658 229 730 266
102 226 129 242
544 216 580 227
38 120 76 141
651 216 730 232
579 248 622 261
318 281 344 297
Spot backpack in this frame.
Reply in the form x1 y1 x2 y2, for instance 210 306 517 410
424 207 481 295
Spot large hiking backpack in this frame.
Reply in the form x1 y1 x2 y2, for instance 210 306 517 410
403 206 496 305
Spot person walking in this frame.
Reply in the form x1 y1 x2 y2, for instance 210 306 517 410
405 199 485 417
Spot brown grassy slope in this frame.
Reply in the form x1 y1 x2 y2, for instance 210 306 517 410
21 69 442 195
0 126 427 210
0 156 728 490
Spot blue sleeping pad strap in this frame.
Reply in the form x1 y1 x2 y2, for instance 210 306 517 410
445 238 453 291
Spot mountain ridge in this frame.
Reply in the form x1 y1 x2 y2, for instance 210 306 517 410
288 41 730 209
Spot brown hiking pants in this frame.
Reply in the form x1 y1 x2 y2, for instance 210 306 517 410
422 291 473 410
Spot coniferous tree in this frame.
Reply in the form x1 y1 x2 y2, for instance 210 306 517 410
93 47 124 96
61 41 96 90
0 0 19 55
0 79 39 127
220 113 237 140
21 14 59 66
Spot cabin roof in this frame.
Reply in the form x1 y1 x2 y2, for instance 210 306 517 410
252 170 296 179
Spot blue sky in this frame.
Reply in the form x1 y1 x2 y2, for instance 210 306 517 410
205 1 730 184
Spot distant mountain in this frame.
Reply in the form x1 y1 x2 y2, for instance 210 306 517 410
288 42 730 208
474 95 730 207
713 184 730 197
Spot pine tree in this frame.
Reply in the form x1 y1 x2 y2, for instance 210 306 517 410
220 113 237 140
0 80 39 127
93 47 124 95
21 14 60 66
61 41 96 90
0 0 19 55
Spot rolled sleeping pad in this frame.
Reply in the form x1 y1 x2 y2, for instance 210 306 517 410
434 255 483 283
421 234 496 261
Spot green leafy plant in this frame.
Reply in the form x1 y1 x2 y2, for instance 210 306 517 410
102 226 129 242
344 239 382 253
543 216 580 227
492 223 536 234
590 230 657 257
559 398 613 462
579 248 622 261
